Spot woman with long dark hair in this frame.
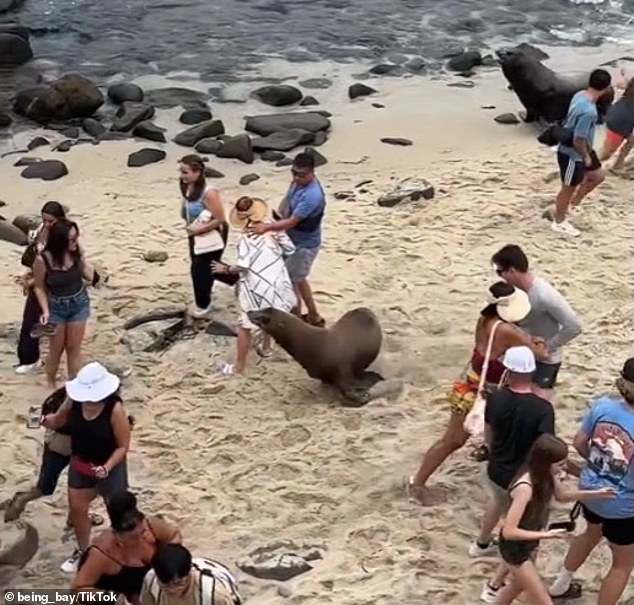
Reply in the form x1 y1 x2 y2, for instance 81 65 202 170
15 201 66 374
179 154 231 318
33 220 94 389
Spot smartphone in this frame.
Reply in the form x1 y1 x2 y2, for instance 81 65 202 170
548 520 575 532
26 406 42 429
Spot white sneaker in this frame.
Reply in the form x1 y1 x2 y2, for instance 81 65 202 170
480 581 502 603
551 219 581 237
191 305 212 319
468 540 499 558
15 360 43 375
60 548 82 574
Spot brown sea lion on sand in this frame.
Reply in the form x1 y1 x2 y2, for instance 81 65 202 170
248 307 382 406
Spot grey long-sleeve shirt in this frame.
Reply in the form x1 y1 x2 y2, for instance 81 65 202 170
518 276 582 364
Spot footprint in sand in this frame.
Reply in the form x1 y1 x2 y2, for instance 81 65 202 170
279 425 311 447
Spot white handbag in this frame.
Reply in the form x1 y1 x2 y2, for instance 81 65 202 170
185 205 224 255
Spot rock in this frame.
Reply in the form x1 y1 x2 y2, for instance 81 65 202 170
55 140 73 152
98 131 130 142
348 83 377 99
12 214 41 234
278 586 292 598
447 51 482 72
0 218 28 245
112 102 155 132
276 158 294 167
299 78 332 89
0 113 12 127
179 108 212 125
60 126 80 138
252 129 315 152
481 104 496 109
481 54 498 67
143 250 168 263
252 85 302 107
312 131 327 147
239 173 260 186
377 177 435 207
21 160 68 181
494 113 520 125
82 118 106 138
302 147 327 167
195 138 223 154
0 27 32 66
174 120 225 146
215 134 254 164
369 63 401 76
107 82 144 104
238 541 323 581
372 103 385 108
300 96 319 106
127 148 166 168
447 81 475 88
204 167 224 178
380 137 413 146
14 74 104 123
144 87 208 109
133 120 167 143
261 150 285 162
245 112 330 136
405 57 426 72
334 191 354 200
13 157 40 167
27 137 49 151
102 358 133 380
0 522 39 567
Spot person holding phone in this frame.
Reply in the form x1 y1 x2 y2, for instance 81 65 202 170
494 434 615 605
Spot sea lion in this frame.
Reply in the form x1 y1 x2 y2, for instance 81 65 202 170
497 47 614 123
248 307 382 406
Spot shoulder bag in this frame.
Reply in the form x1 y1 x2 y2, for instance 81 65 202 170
185 204 224 256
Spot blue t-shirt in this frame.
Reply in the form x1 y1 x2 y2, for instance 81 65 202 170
579 396 634 519
287 178 325 249
558 91 598 162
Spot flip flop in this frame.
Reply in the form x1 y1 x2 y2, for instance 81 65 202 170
89 512 104 526
552 582 582 600
470 444 489 462
301 313 326 327
30 323 57 339
220 363 236 376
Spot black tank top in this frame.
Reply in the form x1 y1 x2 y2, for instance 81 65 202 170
69 397 119 464
42 252 84 297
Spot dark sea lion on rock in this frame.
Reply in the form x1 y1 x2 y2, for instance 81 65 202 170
248 307 382 407
497 47 614 123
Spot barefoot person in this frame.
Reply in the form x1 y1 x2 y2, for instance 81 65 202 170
212 197 296 376
74 491 181 605
600 78 634 173
141 543 242 605
248 152 326 327
553 68 612 237
408 282 548 505
549 358 634 604
32 220 94 389
491 245 581 400
495 434 615 605
179 154 230 319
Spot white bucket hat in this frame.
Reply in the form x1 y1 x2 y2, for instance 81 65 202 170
488 287 531 323
503 346 536 374
65 362 120 402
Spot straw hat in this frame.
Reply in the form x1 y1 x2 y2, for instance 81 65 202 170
229 197 270 230
65 362 120 403
488 287 531 323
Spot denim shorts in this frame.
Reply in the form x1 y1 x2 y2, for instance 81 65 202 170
49 288 90 325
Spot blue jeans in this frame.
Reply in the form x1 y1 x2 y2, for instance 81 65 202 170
49 288 90 325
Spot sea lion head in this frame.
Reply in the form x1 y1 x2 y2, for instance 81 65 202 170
248 308 300 353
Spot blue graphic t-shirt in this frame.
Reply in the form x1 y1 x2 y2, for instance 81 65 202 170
579 396 634 519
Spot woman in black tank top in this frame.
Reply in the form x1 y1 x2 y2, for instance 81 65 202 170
32 220 95 389
72 491 182 604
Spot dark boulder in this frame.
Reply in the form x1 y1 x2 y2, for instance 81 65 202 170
252 85 302 107
194 138 223 154
27 137 49 151
107 83 144 104
369 63 401 76
245 112 330 136
300 96 319 106
405 57 426 73
112 102 155 132
60 126 80 138
494 113 520 125
312 131 327 146
239 173 260 186
204 167 224 178
55 140 74 152
0 113 12 127
97 131 130 142
132 120 166 143
21 160 68 181
13 157 40 167
82 118 106 138
127 148 166 168
252 129 315 152
260 150 285 162
447 51 482 72
276 158 294 167
349 83 377 100
13 74 104 123
381 137 413 146
302 147 327 167
0 25 32 66
179 108 212 125
144 87 208 109
215 134 254 164
174 120 225 147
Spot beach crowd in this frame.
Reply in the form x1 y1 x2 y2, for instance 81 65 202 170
3 64 634 605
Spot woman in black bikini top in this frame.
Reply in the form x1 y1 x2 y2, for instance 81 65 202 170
73 491 181 604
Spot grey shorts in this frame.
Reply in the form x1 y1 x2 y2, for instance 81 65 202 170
285 246 320 283
68 460 128 498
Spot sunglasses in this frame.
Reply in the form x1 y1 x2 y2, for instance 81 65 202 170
291 169 310 177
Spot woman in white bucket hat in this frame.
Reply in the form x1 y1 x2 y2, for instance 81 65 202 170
42 361 131 574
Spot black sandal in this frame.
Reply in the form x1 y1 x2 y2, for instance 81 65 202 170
470 444 489 462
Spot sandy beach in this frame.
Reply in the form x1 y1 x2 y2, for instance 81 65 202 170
1 45 633 603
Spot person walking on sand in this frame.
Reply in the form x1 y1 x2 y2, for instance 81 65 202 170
179 154 233 319
248 152 326 327
212 197 296 376
549 357 634 604
491 245 581 401
600 77 634 174
494 434 615 605
553 68 612 237
408 282 548 506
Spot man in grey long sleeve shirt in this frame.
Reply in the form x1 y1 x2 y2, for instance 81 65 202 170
491 244 582 398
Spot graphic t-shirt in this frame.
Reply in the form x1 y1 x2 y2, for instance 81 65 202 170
579 396 634 519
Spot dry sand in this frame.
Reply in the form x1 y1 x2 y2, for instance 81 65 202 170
0 46 633 603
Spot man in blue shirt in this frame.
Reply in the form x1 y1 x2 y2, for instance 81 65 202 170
554 69 612 237
249 153 326 326
550 357 634 603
